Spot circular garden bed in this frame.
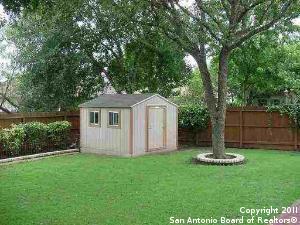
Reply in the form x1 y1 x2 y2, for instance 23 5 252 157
195 153 245 165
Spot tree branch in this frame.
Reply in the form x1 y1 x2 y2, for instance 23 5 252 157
229 0 294 49
194 0 224 31
220 0 230 20
235 0 267 25
165 1 222 44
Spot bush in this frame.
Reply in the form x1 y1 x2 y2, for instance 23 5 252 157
178 103 210 130
17 122 48 150
0 125 25 154
47 121 72 146
0 121 72 154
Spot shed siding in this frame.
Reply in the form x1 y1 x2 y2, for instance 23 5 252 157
80 108 130 156
132 95 177 155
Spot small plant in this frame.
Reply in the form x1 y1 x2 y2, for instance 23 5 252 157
0 125 25 155
178 103 210 130
47 121 72 147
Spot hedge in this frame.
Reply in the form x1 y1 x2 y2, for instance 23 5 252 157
0 121 71 154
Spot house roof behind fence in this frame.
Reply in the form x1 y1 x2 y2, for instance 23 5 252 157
79 94 157 108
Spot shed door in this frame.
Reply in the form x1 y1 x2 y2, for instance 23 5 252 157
147 106 166 151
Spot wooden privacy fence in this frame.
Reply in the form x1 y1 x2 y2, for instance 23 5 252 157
1 108 299 154
179 107 300 151
0 111 80 133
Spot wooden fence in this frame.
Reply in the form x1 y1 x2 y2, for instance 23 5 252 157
0 111 80 131
179 107 300 151
1 108 299 153
0 111 80 143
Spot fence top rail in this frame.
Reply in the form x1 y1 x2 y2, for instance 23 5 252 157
0 111 79 119
227 107 267 112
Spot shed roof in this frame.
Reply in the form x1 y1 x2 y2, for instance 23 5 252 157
79 94 157 108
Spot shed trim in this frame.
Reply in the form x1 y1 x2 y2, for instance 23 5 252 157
155 94 178 107
131 94 178 108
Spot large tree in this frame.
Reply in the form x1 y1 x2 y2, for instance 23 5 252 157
5 0 190 111
117 0 299 158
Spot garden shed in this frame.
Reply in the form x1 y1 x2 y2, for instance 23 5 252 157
79 94 178 156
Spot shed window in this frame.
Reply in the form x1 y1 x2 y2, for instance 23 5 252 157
89 111 100 126
108 111 119 126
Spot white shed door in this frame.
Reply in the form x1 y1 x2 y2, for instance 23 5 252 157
147 106 166 151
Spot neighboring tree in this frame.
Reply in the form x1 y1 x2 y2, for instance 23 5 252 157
118 0 300 158
6 0 104 111
172 69 217 105
224 30 300 105
5 0 190 111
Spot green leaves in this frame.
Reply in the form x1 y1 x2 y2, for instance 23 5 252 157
18 122 48 150
109 33 191 96
225 30 300 105
0 121 71 154
0 125 25 154
178 103 210 131
47 121 71 146
5 0 190 111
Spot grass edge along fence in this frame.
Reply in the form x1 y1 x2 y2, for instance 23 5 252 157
0 112 79 159
179 106 300 151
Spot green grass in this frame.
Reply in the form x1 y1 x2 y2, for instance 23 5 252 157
0 149 300 225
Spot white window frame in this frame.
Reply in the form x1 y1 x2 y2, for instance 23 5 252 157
89 110 100 126
108 111 121 128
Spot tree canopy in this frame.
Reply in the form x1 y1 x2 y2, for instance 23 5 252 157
227 30 300 105
5 0 190 111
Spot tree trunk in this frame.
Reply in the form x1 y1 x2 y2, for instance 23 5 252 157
211 118 226 159
193 46 230 159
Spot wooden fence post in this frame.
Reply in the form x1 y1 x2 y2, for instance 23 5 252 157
239 108 243 148
64 113 67 121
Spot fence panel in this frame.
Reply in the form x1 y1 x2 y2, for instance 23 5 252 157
181 107 299 151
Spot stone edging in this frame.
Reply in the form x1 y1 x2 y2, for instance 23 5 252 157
196 153 245 165
0 149 79 164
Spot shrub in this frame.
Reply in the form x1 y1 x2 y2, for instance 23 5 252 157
47 121 72 146
0 125 25 154
0 121 72 154
178 103 210 130
17 122 48 150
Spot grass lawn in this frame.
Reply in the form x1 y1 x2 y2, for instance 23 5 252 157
0 149 300 225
